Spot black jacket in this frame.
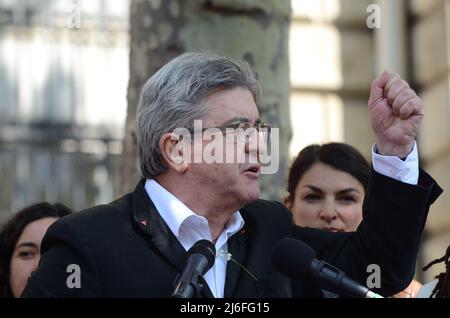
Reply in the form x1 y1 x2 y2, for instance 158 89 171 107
22 169 442 298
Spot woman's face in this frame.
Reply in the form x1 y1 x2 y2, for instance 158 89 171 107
287 162 365 232
9 217 58 297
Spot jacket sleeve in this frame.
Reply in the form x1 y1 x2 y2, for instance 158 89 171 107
293 167 442 297
21 217 103 298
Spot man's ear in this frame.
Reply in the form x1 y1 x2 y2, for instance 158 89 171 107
159 133 189 174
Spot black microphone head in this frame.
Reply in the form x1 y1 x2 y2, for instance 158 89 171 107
187 239 216 271
272 237 317 279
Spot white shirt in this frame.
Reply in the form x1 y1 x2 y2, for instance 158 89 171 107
145 179 244 298
372 141 419 185
144 142 420 298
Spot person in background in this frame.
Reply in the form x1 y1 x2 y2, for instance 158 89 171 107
284 143 369 233
0 202 72 297
284 142 422 298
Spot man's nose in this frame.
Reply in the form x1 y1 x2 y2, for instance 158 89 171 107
245 130 267 155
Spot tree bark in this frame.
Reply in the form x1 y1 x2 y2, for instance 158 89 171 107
121 0 291 200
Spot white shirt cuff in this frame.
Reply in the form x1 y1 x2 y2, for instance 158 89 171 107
371 141 419 185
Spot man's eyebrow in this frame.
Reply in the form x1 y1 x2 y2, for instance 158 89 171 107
220 117 250 126
220 117 261 126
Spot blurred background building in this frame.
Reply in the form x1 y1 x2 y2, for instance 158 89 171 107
0 0 128 214
0 0 449 282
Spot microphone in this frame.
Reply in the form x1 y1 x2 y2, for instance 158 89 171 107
171 239 216 298
272 238 383 298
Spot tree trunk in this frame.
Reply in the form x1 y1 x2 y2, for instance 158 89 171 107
121 0 291 201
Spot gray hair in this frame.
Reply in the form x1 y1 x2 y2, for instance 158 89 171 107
136 52 261 178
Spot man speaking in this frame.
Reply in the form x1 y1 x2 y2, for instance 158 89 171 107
22 52 442 297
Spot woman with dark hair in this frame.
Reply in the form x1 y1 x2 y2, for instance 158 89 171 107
285 142 421 297
0 202 72 298
285 142 370 232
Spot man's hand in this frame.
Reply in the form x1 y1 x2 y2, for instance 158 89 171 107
368 71 423 158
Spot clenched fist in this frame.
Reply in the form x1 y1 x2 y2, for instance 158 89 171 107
368 71 423 158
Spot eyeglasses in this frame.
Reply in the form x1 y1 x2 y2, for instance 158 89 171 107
190 120 272 145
